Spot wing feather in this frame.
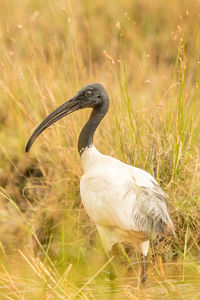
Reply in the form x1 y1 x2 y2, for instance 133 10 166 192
130 168 175 237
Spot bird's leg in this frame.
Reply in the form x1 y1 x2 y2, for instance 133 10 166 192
140 254 147 283
104 249 117 281
100 244 117 280
108 259 117 281
96 226 117 280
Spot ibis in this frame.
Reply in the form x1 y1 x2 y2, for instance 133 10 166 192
26 83 175 282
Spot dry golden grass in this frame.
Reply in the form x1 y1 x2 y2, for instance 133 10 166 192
0 0 200 298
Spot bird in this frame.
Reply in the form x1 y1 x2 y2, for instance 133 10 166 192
26 83 175 282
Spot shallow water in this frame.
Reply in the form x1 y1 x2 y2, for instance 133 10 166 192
0 253 199 299
81 278 200 300
79 263 200 300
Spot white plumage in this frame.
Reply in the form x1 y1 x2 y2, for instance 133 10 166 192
80 145 175 257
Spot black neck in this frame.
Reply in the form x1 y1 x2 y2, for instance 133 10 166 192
78 102 108 154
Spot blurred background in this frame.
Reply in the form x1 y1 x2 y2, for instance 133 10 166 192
0 0 200 299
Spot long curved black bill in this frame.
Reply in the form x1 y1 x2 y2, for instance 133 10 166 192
26 97 80 152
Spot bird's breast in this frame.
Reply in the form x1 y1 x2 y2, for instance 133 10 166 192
80 164 136 230
80 146 136 228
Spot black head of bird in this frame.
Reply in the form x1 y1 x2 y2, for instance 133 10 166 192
25 83 109 154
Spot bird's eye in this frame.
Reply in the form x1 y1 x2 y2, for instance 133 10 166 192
84 90 92 97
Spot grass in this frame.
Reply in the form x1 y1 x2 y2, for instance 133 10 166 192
0 0 200 298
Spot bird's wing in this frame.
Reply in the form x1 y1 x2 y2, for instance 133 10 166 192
129 167 175 237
